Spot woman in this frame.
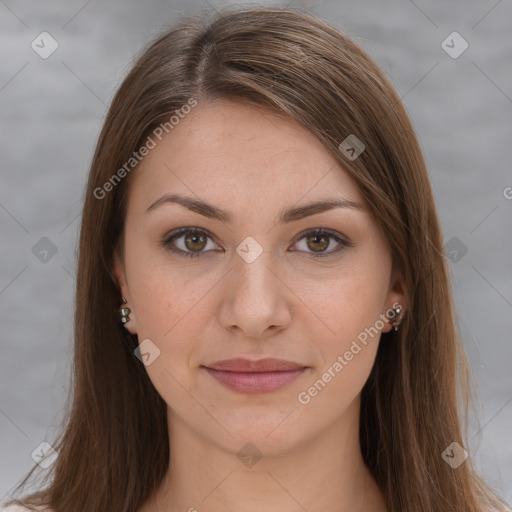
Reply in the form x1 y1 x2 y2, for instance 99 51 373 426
2 5 510 512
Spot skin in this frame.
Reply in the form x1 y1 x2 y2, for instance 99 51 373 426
113 98 406 512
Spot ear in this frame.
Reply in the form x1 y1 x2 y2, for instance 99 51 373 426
381 263 407 334
112 250 138 335
112 249 129 301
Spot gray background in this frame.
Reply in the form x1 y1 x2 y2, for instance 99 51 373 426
1 0 511 506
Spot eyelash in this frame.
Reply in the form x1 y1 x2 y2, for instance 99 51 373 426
161 227 353 259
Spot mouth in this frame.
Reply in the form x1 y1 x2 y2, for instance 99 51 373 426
201 358 309 394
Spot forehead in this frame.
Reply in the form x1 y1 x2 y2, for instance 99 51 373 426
128 99 364 214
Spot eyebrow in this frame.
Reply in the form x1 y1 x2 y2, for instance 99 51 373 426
145 193 365 224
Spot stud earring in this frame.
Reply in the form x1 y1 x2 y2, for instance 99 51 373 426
390 305 402 331
119 296 131 324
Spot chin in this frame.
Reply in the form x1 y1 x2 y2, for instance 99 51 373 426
210 411 309 456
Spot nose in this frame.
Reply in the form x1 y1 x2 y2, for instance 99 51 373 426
218 250 292 339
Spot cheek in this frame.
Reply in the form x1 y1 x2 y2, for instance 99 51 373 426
295 272 385 420
291 253 389 402
130 271 212 351
292 257 390 344
296 344 377 433
122 252 200 384
126 265 209 400
124 231 212 331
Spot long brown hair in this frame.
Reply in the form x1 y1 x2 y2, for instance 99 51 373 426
4 6 509 512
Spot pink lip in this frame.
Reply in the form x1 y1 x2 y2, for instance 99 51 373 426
202 358 308 394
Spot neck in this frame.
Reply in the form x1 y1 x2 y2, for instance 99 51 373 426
148 397 387 512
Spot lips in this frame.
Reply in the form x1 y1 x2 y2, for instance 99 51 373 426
202 358 308 394
205 357 305 372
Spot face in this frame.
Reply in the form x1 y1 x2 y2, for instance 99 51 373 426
113 98 405 456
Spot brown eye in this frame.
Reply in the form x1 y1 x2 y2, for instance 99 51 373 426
305 233 330 252
163 227 352 260
184 232 207 252
292 228 353 258
163 228 219 259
